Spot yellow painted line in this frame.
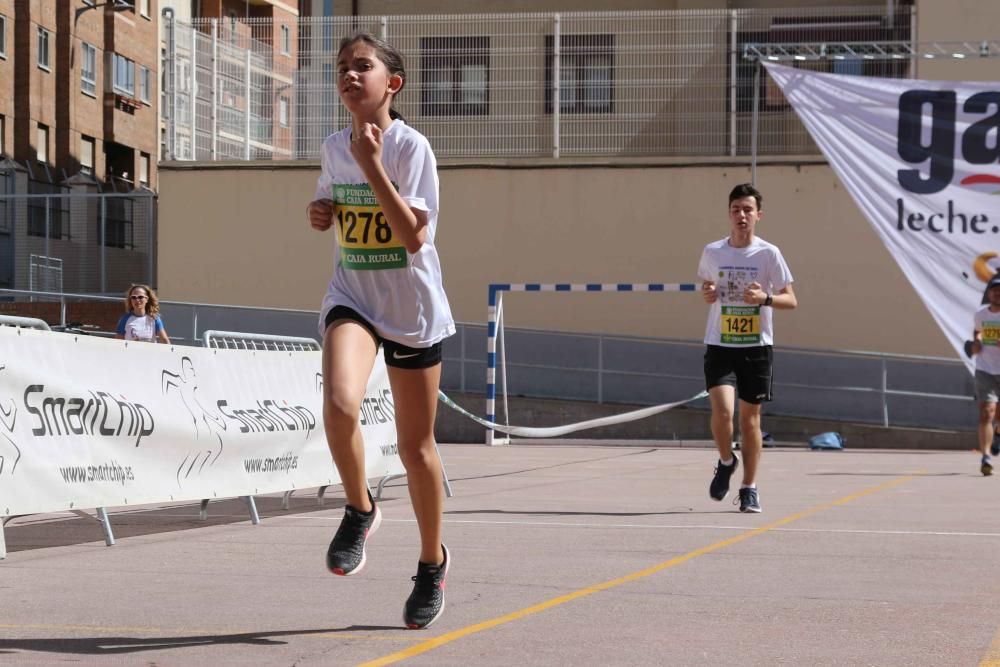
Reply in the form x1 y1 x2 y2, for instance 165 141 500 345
980 626 1000 666
358 474 917 667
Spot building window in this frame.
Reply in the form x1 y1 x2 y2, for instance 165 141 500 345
37 27 50 70
80 136 95 175
112 53 135 97
279 96 289 127
139 153 150 186
139 66 151 103
81 43 97 97
0 14 7 59
101 199 134 249
544 34 614 114
37 125 48 163
0 115 5 156
420 37 490 117
139 0 150 18
280 25 290 55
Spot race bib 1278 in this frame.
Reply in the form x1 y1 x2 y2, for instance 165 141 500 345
332 183 406 270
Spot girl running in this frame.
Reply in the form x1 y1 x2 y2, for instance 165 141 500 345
307 31 454 630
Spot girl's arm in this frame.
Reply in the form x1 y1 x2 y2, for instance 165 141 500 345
352 123 427 254
155 316 170 344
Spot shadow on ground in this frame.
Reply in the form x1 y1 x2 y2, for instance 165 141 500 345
0 625 400 656
1 492 370 554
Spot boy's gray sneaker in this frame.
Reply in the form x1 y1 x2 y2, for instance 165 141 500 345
736 487 762 513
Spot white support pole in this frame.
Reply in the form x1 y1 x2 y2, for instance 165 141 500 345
211 19 218 160
190 27 197 158
751 60 761 186
244 49 252 160
729 10 738 157
167 14 178 160
552 14 561 159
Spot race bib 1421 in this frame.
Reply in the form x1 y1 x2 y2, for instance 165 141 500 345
720 305 760 345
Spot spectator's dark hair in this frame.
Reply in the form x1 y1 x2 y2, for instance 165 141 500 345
728 183 763 211
338 31 407 122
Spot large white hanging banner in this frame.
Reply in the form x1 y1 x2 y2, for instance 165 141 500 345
0 327 402 516
765 62 1000 371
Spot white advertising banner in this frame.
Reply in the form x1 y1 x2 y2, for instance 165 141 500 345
765 62 1000 371
0 327 403 516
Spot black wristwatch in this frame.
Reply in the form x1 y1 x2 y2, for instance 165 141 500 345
763 294 773 307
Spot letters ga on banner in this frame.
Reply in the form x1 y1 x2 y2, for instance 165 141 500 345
765 62 1000 371
0 327 403 517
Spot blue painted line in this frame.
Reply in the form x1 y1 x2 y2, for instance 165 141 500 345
525 284 541 291
649 284 665 291
617 284 633 291
555 284 571 291
680 283 696 291
586 284 602 291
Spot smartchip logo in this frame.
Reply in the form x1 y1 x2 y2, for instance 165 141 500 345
895 89 1000 234
24 385 154 447
0 366 20 476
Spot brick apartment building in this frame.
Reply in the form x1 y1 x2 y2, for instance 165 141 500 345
159 0 298 161
0 1 160 294
0 0 159 190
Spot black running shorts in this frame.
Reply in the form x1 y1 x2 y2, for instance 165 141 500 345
703 344 773 404
324 305 443 370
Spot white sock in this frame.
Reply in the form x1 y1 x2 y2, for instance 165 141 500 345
740 483 756 490
720 457 734 466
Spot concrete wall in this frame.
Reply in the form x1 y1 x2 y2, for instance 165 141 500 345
158 158 953 358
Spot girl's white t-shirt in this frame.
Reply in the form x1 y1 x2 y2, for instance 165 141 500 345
697 236 793 347
314 120 455 348
116 313 164 342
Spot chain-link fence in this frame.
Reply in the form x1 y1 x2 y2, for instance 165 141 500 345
0 171 156 294
162 6 913 162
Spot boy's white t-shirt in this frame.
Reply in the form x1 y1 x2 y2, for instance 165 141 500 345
974 304 1000 375
314 120 455 347
697 236 793 347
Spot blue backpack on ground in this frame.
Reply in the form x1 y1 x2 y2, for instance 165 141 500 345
809 432 845 450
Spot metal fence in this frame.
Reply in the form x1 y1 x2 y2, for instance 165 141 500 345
0 187 156 294
161 5 913 162
440 323 975 432
0 287 972 430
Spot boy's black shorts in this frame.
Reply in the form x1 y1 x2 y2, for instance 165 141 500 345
704 344 773 404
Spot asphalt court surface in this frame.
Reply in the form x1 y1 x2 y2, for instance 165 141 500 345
2 443 1000 666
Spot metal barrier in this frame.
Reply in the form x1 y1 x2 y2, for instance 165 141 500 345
0 316 115 559
0 289 972 431
441 323 974 433
202 330 454 507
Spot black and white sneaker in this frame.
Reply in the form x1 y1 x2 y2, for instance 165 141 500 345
735 487 762 513
709 456 739 501
982 456 994 477
403 544 450 630
991 433 1000 457
326 490 381 576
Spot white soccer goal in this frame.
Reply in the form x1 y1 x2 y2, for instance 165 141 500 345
484 282 703 445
